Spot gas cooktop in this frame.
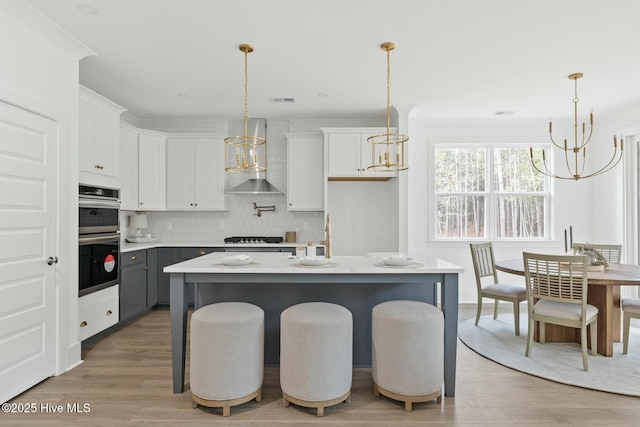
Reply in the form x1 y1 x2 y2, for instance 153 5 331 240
224 236 284 244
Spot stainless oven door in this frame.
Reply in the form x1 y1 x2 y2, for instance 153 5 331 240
79 233 120 296
79 199 120 235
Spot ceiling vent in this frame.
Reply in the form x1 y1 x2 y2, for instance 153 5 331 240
270 97 296 103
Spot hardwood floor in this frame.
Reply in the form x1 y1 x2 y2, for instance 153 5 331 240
5 304 640 426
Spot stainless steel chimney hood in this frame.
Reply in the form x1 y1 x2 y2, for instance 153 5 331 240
226 118 283 195
227 177 283 195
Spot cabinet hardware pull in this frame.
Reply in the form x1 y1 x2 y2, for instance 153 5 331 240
131 255 137 260
106 310 112 315
47 256 58 265
139 202 144 205
80 321 88 327
144 267 148 271
198 251 205 255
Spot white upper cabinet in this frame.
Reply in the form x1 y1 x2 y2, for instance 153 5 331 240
285 133 324 211
323 128 398 179
166 137 225 211
119 123 139 210
137 130 166 210
79 85 126 187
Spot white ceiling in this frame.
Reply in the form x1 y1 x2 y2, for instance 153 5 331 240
23 0 640 122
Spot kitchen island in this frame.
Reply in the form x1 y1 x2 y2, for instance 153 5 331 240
165 252 463 396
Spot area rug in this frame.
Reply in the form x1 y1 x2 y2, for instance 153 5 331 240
458 314 640 397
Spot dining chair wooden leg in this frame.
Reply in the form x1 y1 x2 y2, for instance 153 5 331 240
525 316 534 357
580 325 589 371
623 313 631 354
513 301 520 336
475 296 482 326
539 321 546 344
493 300 499 320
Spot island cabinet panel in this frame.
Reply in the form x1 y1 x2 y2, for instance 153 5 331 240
285 133 324 211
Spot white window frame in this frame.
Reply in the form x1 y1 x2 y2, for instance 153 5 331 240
430 139 552 241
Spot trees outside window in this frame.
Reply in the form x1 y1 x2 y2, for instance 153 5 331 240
435 144 548 239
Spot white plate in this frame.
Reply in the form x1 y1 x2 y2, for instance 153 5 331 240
221 254 252 266
298 256 329 266
382 255 412 266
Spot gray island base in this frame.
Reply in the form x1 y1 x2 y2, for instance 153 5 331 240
165 253 463 397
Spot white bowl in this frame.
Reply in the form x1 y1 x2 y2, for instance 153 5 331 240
382 255 412 266
221 254 252 266
299 256 329 266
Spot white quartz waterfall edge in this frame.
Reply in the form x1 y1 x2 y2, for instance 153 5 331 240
457 315 640 397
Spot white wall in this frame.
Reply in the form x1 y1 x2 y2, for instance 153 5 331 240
406 117 595 303
0 0 93 373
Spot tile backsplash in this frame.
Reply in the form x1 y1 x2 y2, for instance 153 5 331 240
121 119 326 244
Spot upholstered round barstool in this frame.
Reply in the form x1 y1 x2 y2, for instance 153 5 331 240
190 302 264 416
372 300 444 411
280 302 353 417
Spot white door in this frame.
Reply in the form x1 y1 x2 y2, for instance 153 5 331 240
0 100 57 403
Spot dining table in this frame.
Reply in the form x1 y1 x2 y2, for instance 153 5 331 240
495 259 640 356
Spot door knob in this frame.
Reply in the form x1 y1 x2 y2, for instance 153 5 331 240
47 256 58 265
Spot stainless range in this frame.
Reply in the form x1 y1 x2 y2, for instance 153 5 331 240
224 236 284 244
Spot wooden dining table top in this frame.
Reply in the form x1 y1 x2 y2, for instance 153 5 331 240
495 259 640 286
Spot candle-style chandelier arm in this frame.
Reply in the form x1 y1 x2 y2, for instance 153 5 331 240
528 72 624 181
575 135 624 180
529 147 571 180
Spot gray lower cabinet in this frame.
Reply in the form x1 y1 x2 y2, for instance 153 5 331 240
153 245 320 305
146 248 158 307
120 249 148 322
156 247 225 305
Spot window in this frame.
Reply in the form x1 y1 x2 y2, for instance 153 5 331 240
434 144 549 239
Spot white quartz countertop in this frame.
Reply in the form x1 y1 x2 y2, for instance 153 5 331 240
121 241 321 253
163 252 464 274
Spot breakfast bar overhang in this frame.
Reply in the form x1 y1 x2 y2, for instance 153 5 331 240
166 253 463 397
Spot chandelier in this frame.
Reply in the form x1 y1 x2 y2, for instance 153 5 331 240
367 42 408 172
529 73 623 180
225 43 266 173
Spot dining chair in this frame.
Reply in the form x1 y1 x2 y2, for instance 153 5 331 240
621 297 640 354
523 252 598 371
469 243 527 335
572 243 622 264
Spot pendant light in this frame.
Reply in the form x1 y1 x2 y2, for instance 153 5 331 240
367 42 408 172
225 43 266 173
529 73 623 180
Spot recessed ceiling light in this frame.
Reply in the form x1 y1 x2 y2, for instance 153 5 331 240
493 110 516 116
318 93 329 98
177 93 189 98
77 4 99 15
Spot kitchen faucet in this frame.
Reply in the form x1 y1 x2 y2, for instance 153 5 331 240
320 214 331 258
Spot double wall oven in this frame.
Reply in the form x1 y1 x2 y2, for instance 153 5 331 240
78 185 120 296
